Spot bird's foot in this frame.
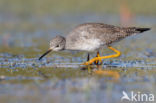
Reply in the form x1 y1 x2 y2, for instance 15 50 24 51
94 51 102 65
94 59 102 65
82 46 121 65
82 57 100 65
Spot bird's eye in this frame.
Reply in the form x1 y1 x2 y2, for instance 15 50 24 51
56 45 59 47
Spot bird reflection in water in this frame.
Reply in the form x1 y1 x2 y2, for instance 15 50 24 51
83 64 120 81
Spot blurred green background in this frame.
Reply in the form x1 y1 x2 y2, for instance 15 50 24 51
0 0 156 17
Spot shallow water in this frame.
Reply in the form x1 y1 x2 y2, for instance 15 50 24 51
0 14 156 103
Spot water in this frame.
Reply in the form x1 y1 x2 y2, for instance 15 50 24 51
0 14 156 103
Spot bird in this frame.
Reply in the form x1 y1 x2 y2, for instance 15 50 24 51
38 23 150 65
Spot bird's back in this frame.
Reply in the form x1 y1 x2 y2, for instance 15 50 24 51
65 23 150 51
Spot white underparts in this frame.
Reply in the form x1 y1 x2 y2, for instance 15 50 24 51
73 38 104 51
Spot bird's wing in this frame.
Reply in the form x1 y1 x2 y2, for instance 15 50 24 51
76 23 122 45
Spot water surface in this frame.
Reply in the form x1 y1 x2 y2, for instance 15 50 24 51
0 14 156 103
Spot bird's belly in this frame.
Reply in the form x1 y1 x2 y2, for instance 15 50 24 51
78 44 100 51
67 39 104 52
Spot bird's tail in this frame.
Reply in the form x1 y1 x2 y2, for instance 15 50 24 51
135 28 151 33
124 27 151 34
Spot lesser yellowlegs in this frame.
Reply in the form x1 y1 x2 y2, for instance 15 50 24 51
39 23 150 65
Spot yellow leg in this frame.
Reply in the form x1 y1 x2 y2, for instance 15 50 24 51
94 51 102 65
87 64 91 73
82 46 121 65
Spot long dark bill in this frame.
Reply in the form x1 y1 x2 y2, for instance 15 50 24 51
39 49 52 60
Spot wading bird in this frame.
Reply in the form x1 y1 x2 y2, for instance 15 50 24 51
39 23 150 65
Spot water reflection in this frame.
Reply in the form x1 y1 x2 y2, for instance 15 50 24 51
84 65 120 81
95 65 120 81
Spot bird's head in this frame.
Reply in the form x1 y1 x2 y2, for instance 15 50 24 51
39 35 66 60
49 35 66 51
